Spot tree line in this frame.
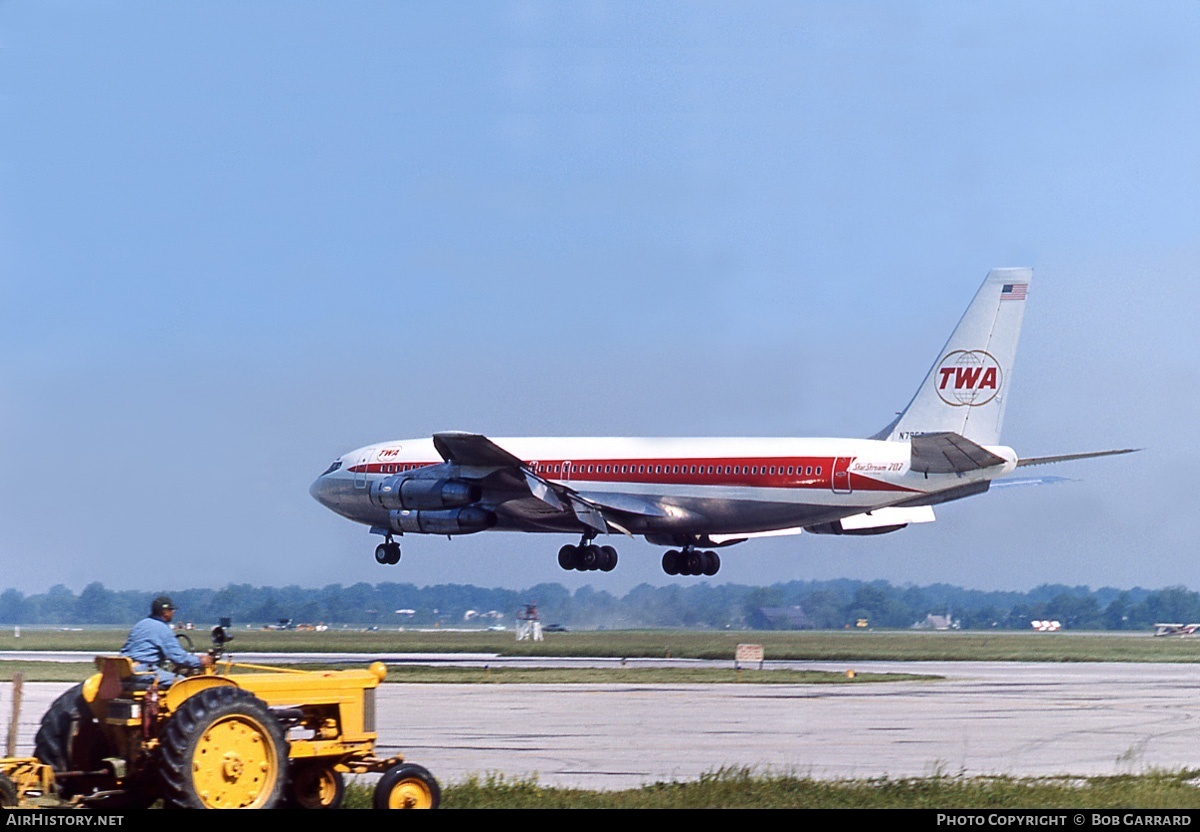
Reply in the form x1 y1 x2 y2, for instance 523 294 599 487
0 580 1197 632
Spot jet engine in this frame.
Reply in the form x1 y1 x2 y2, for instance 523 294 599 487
370 477 482 511
389 507 496 536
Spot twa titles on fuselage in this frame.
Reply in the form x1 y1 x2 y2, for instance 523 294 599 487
309 268 1135 577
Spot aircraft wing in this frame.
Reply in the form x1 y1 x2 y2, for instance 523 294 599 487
433 431 526 468
431 431 655 535
910 432 1008 474
1016 448 1139 468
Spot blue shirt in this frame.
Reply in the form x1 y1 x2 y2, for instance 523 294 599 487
120 616 201 672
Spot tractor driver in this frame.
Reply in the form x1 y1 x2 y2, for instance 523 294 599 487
120 595 214 685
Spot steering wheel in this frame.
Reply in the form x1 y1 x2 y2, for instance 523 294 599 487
172 632 200 676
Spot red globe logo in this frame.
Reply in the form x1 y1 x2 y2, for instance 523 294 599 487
934 350 1002 407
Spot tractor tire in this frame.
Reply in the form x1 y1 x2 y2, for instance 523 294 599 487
33 683 110 798
158 686 288 809
373 762 440 809
285 762 345 809
0 773 17 807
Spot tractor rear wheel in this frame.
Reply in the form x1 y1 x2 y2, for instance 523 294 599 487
286 762 345 809
158 686 287 809
373 762 440 809
33 683 110 798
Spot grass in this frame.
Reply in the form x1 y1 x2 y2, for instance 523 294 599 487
2 627 1198 663
339 768 1200 809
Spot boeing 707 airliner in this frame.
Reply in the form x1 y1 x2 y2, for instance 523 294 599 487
310 268 1134 576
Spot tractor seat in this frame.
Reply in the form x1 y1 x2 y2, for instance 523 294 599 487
94 655 158 697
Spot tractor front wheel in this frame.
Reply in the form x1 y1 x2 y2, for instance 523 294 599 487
158 686 288 809
373 762 440 809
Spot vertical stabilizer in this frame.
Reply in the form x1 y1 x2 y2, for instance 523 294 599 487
879 268 1031 445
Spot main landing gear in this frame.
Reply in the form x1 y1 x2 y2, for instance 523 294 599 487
375 535 402 565
557 538 618 572
662 547 720 577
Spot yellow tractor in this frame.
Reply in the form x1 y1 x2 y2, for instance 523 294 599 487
24 624 439 809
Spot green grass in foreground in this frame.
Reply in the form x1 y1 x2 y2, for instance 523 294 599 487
343 768 1200 809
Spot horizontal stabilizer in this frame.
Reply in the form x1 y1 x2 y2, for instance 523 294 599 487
1016 448 1139 468
991 475 1073 488
910 432 1007 474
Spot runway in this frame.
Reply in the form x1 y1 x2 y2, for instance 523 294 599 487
5 661 1200 790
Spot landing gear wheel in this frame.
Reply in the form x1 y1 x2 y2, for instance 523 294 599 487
375 542 402 565
702 550 721 576
577 544 600 571
373 762 441 809
599 545 618 572
34 683 110 799
558 544 577 570
662 550 680 575
286 762 345 809
159 686 288 809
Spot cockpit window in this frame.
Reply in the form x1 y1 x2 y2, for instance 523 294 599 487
321 460 342 477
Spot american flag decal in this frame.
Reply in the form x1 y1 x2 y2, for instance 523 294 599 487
1000 283 1028 301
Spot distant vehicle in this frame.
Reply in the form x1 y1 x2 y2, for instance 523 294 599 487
1153 623 1200 637
543 624 568 633
311 268 1135 577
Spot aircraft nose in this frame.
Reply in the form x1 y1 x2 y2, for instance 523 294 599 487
309 475 334 508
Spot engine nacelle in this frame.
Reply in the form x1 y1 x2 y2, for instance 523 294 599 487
389 507 496 536
803 521 907 536
370 477 482 511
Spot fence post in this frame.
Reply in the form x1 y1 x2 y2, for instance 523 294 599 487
7 671 23 757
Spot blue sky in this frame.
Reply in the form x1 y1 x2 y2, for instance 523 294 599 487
1 2 1197 596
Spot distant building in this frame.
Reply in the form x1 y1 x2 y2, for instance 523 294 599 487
754 606 812 630
912 614 959 631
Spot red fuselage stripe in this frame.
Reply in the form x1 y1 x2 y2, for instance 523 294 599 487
348 457 916 493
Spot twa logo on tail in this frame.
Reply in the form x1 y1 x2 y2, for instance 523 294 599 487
935 350 1002 407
